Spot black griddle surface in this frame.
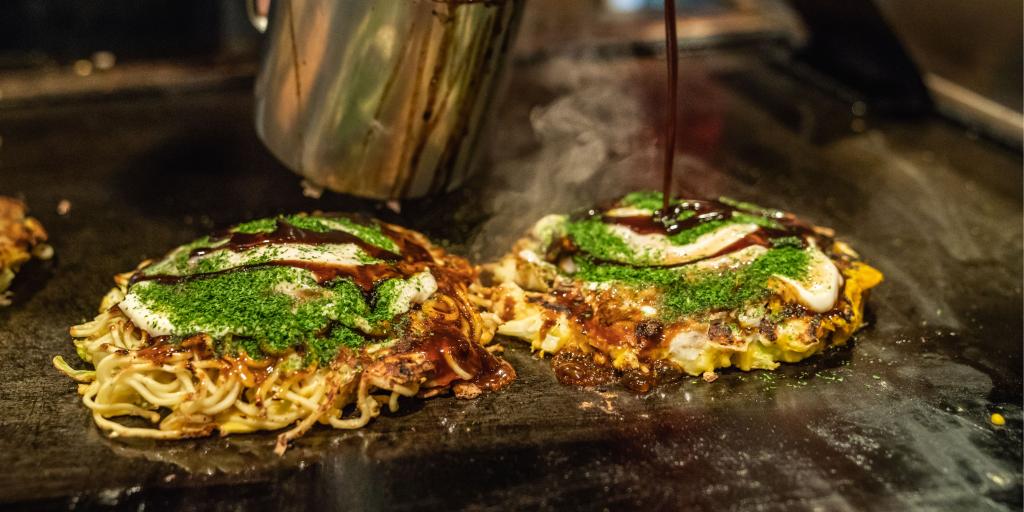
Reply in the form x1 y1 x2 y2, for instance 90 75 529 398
1 50 1020 511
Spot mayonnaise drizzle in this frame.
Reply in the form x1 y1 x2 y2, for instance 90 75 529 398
605 222 760 266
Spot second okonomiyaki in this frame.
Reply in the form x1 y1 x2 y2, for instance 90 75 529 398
480 192 882 392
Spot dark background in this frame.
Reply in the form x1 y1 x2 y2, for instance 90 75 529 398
0 0 239 68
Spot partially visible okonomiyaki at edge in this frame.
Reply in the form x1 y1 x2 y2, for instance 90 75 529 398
0 196 52 306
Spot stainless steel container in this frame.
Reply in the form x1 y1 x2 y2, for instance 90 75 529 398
253 0 523 199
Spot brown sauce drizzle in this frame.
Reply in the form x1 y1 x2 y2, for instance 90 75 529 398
437 279 515 390
526 290 677 392
127 213 515 395
587 197 821 266
625 0 814 258
136 334 215 364
572 3 663 373
131 215 435 290
193 217 401 261
136 337 279 389
634 320 665 351
132 214 436 292
538 2 839 395
130 260 420 294
551 351 615 387
551 349 676 394
661 0 678 212
427 333 515 391
620 368 657 394
531 287 671 393
605 199 811 237
379 223 436 263
392 279 516 391
135 337 177 364
273 260 415 290
606 199 729 235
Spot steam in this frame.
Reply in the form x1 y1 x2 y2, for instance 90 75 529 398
469 58 660 260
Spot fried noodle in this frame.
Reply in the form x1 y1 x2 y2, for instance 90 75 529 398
57 282 499 455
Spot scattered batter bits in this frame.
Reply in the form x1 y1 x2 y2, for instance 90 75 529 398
478 192 883 392
0 196 52 305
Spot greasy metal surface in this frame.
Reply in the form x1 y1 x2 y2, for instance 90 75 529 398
253 0 523 198
0 49 1020 510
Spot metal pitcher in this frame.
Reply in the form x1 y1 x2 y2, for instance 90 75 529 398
252 0 523 199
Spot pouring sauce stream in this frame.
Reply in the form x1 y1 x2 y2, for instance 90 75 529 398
661 0 679 212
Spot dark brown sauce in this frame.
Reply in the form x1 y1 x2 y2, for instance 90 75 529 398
443 278 516 390
662 0 678 212
605 199 729 235
656 1 803 249
415 325 477 387
403 307 515 391
193 218 401 261
546 287 593 320
650 359 685 386
136 338 177 364
127 214 514 397
540 306 686 394
286 260 436 292
538 2 832 395
594 197 819 264
135 334 215 364
131 215 437 292
708 226 807 256
620 368 657 393
130 260 420 294
551 350 615 387
537 289 668 393
470 347 517 391
534 278 711 394
634 320 664 351
499 296 517 321
379 223 435 263
224 356 270 388
354 271 516 393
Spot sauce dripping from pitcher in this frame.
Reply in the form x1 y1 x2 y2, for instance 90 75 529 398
661 0 679 213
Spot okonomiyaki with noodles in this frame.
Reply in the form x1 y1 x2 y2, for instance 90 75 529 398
480 191 882 391
54 213 514 453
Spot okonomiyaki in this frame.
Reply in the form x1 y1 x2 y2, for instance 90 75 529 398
54 213 514 453
479 192 882 392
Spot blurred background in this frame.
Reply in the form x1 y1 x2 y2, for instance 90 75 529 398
0 0 1020 145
